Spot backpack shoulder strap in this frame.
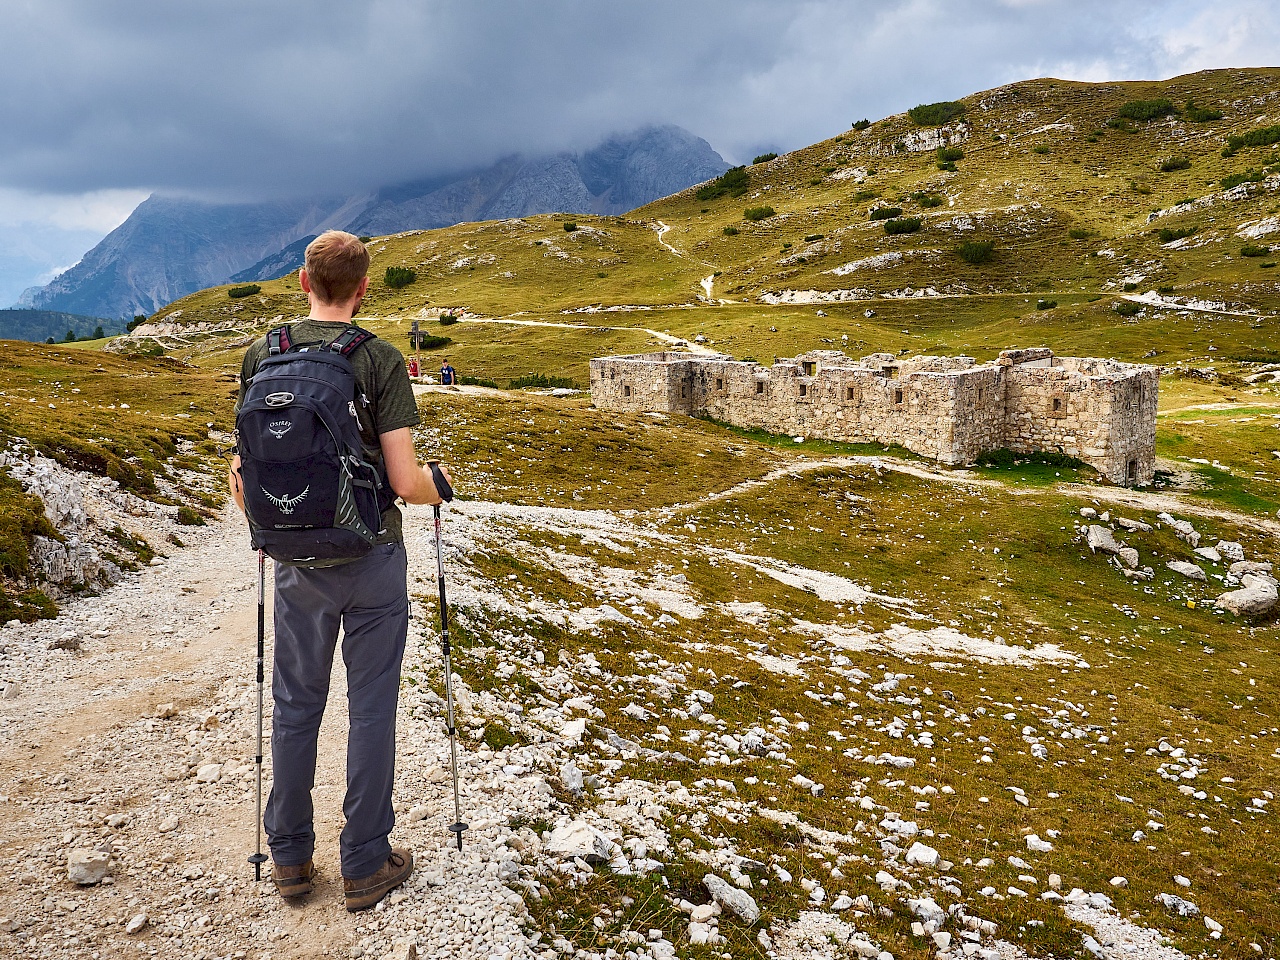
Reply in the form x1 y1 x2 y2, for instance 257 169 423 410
327 325 377 358
266 325 294 356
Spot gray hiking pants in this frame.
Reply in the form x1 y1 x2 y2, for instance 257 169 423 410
263 541 408 879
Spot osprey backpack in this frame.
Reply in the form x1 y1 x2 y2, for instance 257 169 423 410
236 324 392 567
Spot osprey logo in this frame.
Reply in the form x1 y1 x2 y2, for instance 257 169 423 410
261 484 310 515
268 419 294 439
265 391 295 408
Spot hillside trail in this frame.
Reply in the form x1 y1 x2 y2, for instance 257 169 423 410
654 452 1280 537
652 220 736 305
452 315 723 355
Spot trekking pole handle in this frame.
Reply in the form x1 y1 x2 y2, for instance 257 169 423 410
427 460 454 503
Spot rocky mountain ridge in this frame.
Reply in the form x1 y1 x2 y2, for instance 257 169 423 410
16 125 727 319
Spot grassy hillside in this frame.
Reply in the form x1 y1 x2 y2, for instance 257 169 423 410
0 309 121 344
7 70 1280 958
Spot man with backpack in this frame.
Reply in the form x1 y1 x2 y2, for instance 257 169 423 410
227 230 451 911
439 358 457 386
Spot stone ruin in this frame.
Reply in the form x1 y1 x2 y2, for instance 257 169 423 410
589 347 1158 484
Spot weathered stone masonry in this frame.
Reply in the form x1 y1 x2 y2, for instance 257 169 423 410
589 348 1158 484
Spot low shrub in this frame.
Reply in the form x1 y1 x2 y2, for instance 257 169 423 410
508 373 582 390
695 166 750 201
722 225 739 236
884 217 922 235
1221 169 1265 190
409 333 452 350
1106 117 1134 132
127 315 148 331
1155 225 1197 243
1114 300 1141 316
977 448 1087 469
1185 100 1223 122
851 119 871 131
1036 299 1057 310
803 233 824 242
1122 282 1139 292
752 152 778 164
227 284 261 299
439 313 458 325
744 206 775 221
1159 156 1192 172
1157 285 1175 294
869 206 903 221
563 221 577 232
955 239 994 264
853 189 878 202
384 265 416 288
1117 98 1176 122
1241 244 1270 257
916 193 944 208
1223 124 1280 156
908 101 966 126
937 160 958 172
1032 145 1051 155
175 506 206 526
459 375 499 388
936 146 964 163
1068 227 1092 240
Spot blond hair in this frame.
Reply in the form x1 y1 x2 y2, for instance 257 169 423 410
303 231 370 304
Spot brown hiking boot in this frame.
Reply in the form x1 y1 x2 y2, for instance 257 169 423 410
344 848 413 912
271 859 315 899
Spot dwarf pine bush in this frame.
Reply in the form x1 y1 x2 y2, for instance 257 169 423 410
743 206 775 222
227 284 261 298
869 207 903 221
1159 156 1192 172
1117 98 1176 122
884 217 922 235
955 239 994 263
696 166 750 201
384 266 416 288
752 152 778 165
908 101 966 126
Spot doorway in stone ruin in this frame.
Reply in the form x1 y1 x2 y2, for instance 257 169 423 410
1127 459 1138 484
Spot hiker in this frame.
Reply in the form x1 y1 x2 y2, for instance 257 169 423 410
439 357 456 386
227 230 452 911
407 356 420 378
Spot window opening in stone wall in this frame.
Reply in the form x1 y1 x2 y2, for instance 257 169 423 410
846 386 855 401
756 381 764 394
894 389 903 404
623 385 631 398
799 384 808 398
1127 459 1138 483
716 378 724 391
886 366 900 379
680 384 688 398
1053 397 1061 412
977 387 984 401
802 361 816 376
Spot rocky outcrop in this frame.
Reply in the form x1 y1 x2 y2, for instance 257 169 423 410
1215 574 1279 618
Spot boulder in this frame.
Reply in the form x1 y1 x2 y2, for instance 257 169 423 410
1215 541 1246 563
905 842 939 867
1116 547 1140 569
545 820 617 864
1193 547 1222 563
1215 575 1279 618
1230 560 1273 576
1157 513 1201 548
703 873 760 923
1166 560 1206 581
1085 525 1123 555
1118 517 1153 532
67 848 111 885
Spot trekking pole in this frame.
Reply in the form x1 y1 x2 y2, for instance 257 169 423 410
427 462 467 851
248 549 269 880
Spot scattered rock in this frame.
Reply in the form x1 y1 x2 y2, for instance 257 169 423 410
1193 546 1222 563
1215 575 1279 617
559 760 584 796
1157 893 1199 916
48 634 81 651
125 913 148 935
1085 525 1123 555
1230 560 1273 576
1166 560 1206 581
1117 517 1152 532
155 703 178 719
905 842 939 867
1025 834 1053 853
195 763 222 783
383 942 418 960
157 815 180 833
545 821 616 864
1 680 19 699
1079 507 1097 520
1157 513 1201 547
1215 541 1245 563
703 873 760 924
67 848 111 885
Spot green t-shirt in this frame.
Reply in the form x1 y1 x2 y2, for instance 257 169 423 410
236 319 421 544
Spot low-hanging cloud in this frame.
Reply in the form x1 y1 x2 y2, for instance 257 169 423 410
0 0 1276 202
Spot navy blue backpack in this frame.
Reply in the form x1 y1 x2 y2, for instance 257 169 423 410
236 324 391 566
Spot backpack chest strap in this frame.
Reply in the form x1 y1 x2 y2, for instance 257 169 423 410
327 326 376 357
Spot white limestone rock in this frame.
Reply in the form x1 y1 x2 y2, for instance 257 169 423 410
1166 560 1206 581
704 873 760 923
1215 540 1245 562
1157 513 1201 547
905 842 939 867
67 848 111 885
545 821 617 864
1215 575 1279 617
1085 525 1123 555
1230 560 1273 576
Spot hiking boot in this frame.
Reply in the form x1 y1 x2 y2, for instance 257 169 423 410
344 848 413 912
271 859 315 899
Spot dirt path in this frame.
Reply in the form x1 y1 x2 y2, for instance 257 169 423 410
454 315 722 354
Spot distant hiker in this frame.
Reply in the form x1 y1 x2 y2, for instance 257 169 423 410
439 358 456 386
228 229 452 911
407 356 420 378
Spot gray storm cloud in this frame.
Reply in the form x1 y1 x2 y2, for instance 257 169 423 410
0 0 1275 200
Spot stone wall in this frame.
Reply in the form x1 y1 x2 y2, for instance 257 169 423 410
590 348 1158 484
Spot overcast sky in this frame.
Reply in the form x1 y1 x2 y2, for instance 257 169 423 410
2 0 1277 305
